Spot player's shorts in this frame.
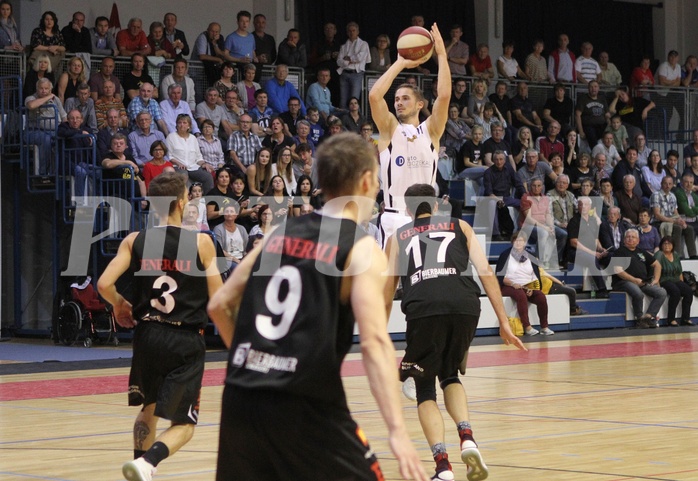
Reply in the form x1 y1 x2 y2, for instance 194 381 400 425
400 314 478 383
216 386 384 481
128 321 205 424
379 210 412 250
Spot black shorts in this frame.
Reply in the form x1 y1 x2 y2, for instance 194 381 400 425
128 322 205 424
400 314 477 383
216 386 384 481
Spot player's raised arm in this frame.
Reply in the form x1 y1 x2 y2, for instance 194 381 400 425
426 23 452 143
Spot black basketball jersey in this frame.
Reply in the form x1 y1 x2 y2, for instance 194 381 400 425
130 226 210 329
225 212 368 406
396 215 481 321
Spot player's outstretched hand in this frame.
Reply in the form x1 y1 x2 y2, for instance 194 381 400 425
430 23 446 58
500 325 527 351
112 298 135 328
390 429 429 481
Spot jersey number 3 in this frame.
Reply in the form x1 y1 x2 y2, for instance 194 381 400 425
256 266 302 340
151 275 178 314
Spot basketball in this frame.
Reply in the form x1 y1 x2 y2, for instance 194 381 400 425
397 26 434 62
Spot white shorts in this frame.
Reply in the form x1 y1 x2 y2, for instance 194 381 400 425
379 210 412 250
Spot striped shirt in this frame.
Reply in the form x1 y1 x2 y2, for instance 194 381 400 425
198 136 225 168
228 130 262 167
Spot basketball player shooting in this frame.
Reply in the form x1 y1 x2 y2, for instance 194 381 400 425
369 23 451 247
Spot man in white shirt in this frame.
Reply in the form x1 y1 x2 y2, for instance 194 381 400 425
160 84 200 136
548 33 575 82
336 21 370 110
575 42 602 84
656 50 681 87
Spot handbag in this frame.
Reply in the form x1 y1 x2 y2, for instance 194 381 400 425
682 271 698 296
508 317 524 337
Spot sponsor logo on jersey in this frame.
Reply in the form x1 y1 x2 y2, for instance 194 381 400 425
395 155 406 167
232 342 251 367
410 271 421 285
245 349 298 374
421 267 458 279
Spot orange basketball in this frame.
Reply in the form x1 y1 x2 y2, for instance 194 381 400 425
397 26 434 62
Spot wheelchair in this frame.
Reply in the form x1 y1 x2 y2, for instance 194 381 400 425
57 277 118 348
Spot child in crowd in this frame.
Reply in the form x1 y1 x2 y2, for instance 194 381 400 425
306 107 324 145
606 114 628 155
189 182 209 231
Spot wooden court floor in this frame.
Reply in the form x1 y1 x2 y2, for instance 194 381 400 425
2 331 698 480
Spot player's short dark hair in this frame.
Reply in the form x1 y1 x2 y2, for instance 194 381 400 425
148 171 188 216
317 133 377 198
404 184 436 217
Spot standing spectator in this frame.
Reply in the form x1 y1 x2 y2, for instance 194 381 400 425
29 11 65 73
191 23 233 86
264 64 306 115
575 80 610 149
61 11 91 53
306 67 341 122
88 56 123 102
122 53 157 109
542 83 574 134
97 108 130 161
64 82 97 133
469 43 494 80
309 22 341 106
611 229 667 328
655 237 694 326
228 113 262 174
116 17 151 57
277 29 307 68
497 40 528 81
445 24 468 76
160 84 200 137
548 33 575 83
225 10 256 64
483 151 524 239
166 114 213 193
629 55 655 95
252 13 276 66
147 21 175 60
127 82 168 134
163 12 189 58
574 42 602 84
160 58 196 111
56 56 87 104
599 51 622 86
128 111 166 167
368 34 392 73
337 21 370 109
525 39 550 83
608 86 655 146
90 16 119 56
656 50 681 87
0 1 23 53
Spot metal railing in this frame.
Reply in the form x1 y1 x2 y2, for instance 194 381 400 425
0 75 22 162
56 134 97 224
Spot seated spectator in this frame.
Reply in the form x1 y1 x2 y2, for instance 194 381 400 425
249 89 274 136
543 83 574 134
575 80 610 150
292 120 316 155
294 143 319 187
166 114 213 193
101 133 146 202
219 90 243 144
548 174 576 232
23 53 55 101
128 111 166 167
214 62 239 106
246 147 273 196
567 196 610 294
368 34 391 73
676 172 698 237
90 16 119 57
540 266 585 316
681 55 698 87
616 174 643 225
64 82 97 133
116 17 151 56
599 51 622 86
57 108 97 200
162 12 189 58
608 86 654 145
510 82 543 136
214 203 249 271
141 140 174 190
592 132 622 167
253 13 276 67
160 58 196 111
519 178 567 269
340 97 366 134
61 11 91 53
25 78 66 174
0 1 23 53
182 202 204 231
488 81 513 134
642 150 665 194
611 147 652 201
292 174 321 216
484 150 524 239
496 233 554 336
656 50 681 87
455 125 485 182
599 206 628 254
127 82 168 134
195 87 227 131
57 56 87 105
568 152 593 192
524 39 550 83
306 108 324 145
563 130 580 169
191 22 234 86
97 108 130 161
605 114 628 154
592 153 612 191
264 64 307 115
635 133 652 168
629 55 654 95
188 182 209 231
160 83 199 137
497 40 528 81
228 113 262 174
237 64 261 112
206 167 236 229
277 28 307 68
518 149 556 194
318 116 344 145
89 57 122 102
95 81 128 130
148 22 176 59
650 175 698 260
547 152 566 193
482 124 515 170
306 67 341 122
576 178 597 200
228 172 253 226
683 129 698 168
249 204 273 236
664 150 681 186
474 102 506 142
198 119 225 174
280 97 304 136
450 77 469 117
122 53 157 109
637 208 661 253
655 236 695 326
271 146 297 195
264 174 292 224
469 43 495 80
611 229 667 328
512 126 533 168
536 121 564 163
262 116 294 158
574 42 602 84
29 11 65 73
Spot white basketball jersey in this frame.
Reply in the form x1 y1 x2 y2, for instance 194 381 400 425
379 121 437 212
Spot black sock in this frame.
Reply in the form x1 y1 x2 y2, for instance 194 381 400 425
134 449 146 459
143 441 170 467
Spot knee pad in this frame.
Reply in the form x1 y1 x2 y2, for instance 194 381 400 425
415 378 438 404
439 376 462 391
